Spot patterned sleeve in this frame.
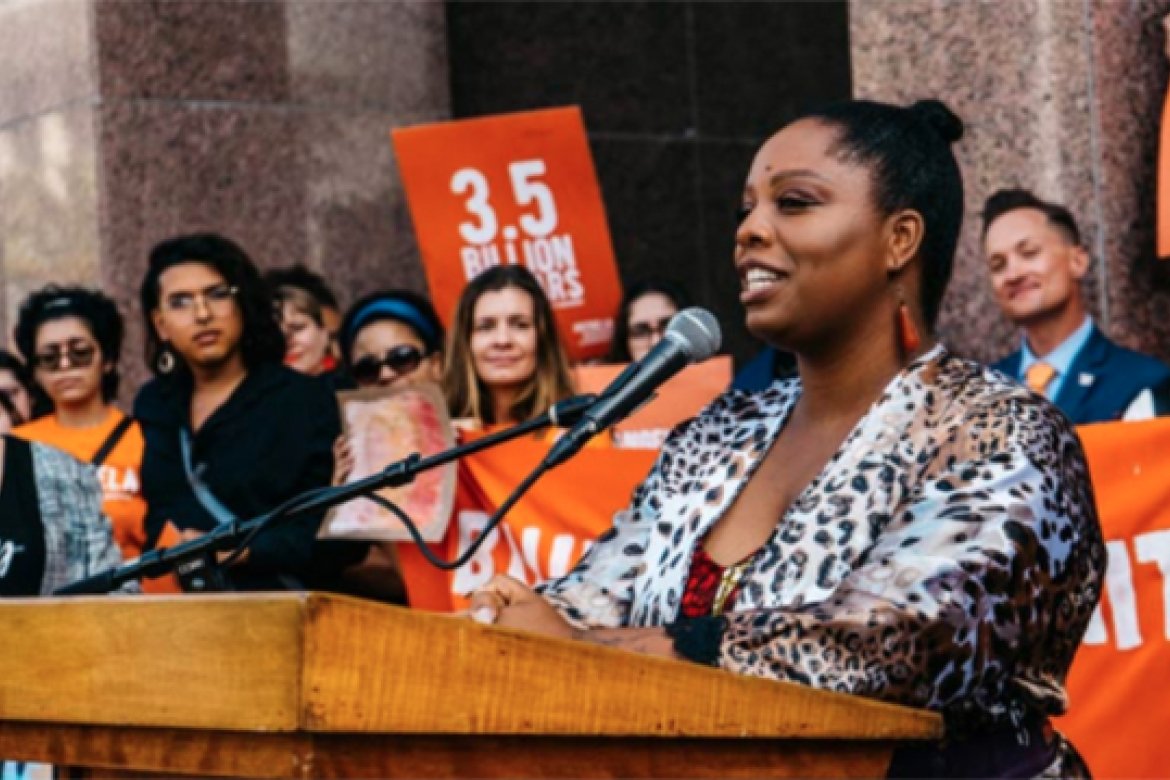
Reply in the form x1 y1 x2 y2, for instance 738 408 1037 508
536 416 698 629
33 443 137 594
677 397 1104 717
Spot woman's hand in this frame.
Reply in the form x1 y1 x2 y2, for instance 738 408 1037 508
332 434 354 486
466 576 679 660
467 575 576 640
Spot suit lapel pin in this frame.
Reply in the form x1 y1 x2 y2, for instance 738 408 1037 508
1078 373 1095 387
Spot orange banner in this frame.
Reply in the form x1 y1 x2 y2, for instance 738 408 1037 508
1055 418 1170 779
396 432 656 612
391 107 622 360
575 357 732 449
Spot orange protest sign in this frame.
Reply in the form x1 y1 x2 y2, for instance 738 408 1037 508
575 357 732 449
1160 80 1170 260
396 431 656 612
391 107 622 360
1055 419 1170 778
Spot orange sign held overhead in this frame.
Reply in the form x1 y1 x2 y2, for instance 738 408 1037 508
392 107 623 360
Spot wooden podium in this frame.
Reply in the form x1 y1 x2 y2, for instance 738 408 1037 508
0 593 941 778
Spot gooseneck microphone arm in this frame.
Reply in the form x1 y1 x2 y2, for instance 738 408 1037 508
54 394 598 595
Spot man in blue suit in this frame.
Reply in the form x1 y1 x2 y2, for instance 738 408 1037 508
983 189 1170 424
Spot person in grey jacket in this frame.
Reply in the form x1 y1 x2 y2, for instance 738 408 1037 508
0 435 127 595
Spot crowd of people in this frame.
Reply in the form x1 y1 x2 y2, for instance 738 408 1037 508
1 94 1161 777
0 232 692 598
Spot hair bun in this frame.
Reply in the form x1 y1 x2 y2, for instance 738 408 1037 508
910 99 964 144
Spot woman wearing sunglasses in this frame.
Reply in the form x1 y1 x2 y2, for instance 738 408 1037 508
323 290 446 602
339 290 445 390
12 286 148 563
331 289 444 487
134 233 356 591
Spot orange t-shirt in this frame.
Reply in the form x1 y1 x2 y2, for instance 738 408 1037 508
15 408 147 560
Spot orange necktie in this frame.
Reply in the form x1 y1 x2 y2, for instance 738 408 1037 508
1025 361 1057 394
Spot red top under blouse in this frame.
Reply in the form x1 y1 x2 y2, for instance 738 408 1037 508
680 545 746 618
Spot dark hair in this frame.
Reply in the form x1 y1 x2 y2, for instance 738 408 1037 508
339 290 445 367
140 233 285 376
981 188 1081 246
0 388 18 428
443 265 575 426
13 286 124 402
0 350 34 391
263 264 339 311
606 278 692 362
273 285 325 327
802 99 965 328
0 350 49 419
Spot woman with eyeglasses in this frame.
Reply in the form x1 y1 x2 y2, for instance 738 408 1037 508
444 265 575 430
606 279 692 363
12 287 149 563
134 233 356 591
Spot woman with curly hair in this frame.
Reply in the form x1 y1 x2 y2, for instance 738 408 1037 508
134 233 353 591
13 286 147 562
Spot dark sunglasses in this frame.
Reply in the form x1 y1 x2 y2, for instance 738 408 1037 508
33 343 97 372
350 345 427 385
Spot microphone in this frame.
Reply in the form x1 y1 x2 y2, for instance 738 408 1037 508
543 307 721 468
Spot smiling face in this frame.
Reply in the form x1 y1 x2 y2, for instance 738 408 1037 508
984 207 1087 327
735 119 902 353
151 262 245 373
469 286 538 392
32 316 108 408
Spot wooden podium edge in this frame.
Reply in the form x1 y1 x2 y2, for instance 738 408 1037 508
298 593 943 740
0 720 905 779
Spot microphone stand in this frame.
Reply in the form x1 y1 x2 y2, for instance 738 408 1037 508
55 394 598 596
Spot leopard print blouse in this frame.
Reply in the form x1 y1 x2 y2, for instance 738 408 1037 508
539 346 1105 731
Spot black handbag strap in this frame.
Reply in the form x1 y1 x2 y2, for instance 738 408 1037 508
91 413 134 467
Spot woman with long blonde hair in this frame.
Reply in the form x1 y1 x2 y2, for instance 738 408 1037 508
443 265 575 429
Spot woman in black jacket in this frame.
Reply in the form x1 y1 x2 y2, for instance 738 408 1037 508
134 233 353 591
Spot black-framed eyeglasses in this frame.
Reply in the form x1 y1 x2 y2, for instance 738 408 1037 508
162 284 239 316
628 317 672 341
33 342 98 372
350 345 427 385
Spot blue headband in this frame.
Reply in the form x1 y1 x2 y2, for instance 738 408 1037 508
346 298 440 352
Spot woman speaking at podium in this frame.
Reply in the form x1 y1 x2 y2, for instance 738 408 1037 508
469 99 1104 778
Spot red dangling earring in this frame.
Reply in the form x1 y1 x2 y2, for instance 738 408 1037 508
895 288 921 355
